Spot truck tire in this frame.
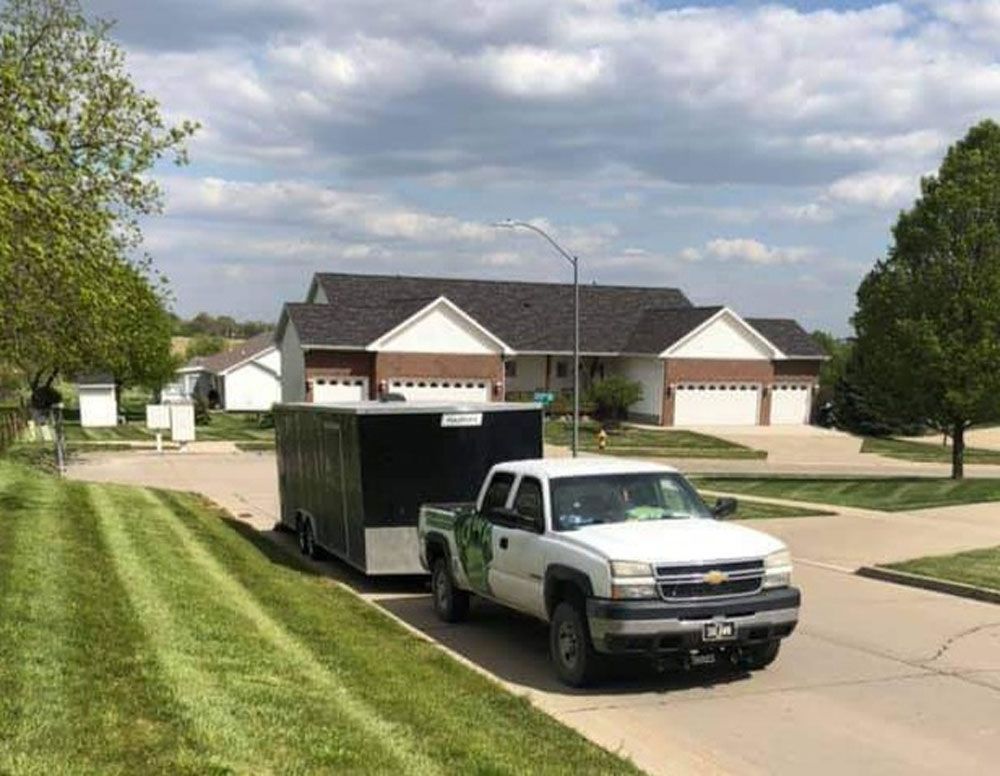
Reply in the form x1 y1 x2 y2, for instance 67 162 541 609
432 558 469 623
550 600 601 687
740 640 781 670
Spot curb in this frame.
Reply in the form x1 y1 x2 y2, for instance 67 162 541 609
856 566 1000 605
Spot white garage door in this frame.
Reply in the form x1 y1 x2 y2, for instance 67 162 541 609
770 384 812 425
312 377 368 402
673 384 760 427
388 378 491 402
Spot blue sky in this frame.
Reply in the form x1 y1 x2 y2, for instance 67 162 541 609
88 0 1000 334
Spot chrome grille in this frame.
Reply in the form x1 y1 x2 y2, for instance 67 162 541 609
655 559 764 601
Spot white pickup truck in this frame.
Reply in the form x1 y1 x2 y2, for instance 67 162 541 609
418 458 799 686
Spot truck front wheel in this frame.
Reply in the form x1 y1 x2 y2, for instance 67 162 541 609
432 558 469 623
550 601 601 687
740 640 781 670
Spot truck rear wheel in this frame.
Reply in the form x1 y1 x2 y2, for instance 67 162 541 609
432 558 469 623
550 600 601 687
740 640 781 670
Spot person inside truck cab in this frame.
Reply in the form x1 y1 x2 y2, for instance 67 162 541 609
553 473 711 530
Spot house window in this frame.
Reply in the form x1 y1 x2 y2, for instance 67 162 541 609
555 361 568 379
504 360 517 379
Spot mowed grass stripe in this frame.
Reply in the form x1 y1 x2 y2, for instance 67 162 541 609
136 488 443 775
90 484 274 773
0 471 73 772
159 490 639 775
28 484 202 773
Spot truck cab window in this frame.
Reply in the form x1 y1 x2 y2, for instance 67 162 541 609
513 477 544 524
482 472 515 512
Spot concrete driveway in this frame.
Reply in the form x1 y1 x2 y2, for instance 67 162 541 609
69 449 1000 776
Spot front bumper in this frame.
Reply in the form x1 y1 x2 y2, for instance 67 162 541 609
587 586 800 655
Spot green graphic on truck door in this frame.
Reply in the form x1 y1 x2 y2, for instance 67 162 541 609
454 509 493 595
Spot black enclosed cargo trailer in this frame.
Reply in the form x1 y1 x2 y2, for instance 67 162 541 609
274 401 543 574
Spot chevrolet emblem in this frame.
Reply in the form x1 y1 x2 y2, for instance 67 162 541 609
703 570 728 585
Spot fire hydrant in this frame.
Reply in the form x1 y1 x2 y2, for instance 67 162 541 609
597 427 608 451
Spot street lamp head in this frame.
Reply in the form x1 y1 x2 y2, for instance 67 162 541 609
492 219 516 229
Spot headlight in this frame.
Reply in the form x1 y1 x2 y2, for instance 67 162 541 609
763 549 792 589
610 560 654 578
611 582 659 600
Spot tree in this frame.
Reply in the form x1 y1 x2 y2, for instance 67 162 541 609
0 0 196 397
852 120 1000 478
588 376 642 423
810 330 852 407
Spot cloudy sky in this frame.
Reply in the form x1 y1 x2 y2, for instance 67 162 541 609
89 0 1000 333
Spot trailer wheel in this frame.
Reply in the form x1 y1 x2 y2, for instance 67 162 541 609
296 516 308 555
301 519 320 559
432 558 469 623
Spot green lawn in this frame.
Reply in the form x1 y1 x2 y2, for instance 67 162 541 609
692 476 1000 512
63 412 274 443
698 492 834 520
862 436 1000 465
884 546 1000 592
0 460 636 774
545 420 766 459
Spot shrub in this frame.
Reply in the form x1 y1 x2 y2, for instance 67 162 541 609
587 376 642 422
193 395 211 426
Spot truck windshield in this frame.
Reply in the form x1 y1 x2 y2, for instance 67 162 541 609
550 473 712 531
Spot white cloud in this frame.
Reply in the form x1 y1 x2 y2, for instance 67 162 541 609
478 45 606 97
826 171 921 208
703 238 812 266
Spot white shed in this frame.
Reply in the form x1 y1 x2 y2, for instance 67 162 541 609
77 374 118 428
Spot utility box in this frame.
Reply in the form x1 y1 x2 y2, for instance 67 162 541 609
170 403 196 443
274 401 542 575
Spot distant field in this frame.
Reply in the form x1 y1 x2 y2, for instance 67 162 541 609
170 336 245 358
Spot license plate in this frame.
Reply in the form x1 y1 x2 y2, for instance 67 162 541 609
703 621 736 641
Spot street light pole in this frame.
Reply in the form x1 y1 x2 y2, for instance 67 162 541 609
493 220 580 457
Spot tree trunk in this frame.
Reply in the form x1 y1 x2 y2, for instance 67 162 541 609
951 423 965 480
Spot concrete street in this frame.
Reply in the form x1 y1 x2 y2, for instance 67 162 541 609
69 447 1000 776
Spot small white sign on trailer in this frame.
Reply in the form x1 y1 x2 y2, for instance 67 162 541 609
170 403 196 443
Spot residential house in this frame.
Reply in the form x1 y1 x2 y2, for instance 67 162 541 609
165 331 281 412
275 272 825 427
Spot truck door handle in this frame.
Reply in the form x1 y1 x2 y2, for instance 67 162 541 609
499 537 509 550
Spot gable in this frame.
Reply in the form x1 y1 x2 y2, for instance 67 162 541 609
369 298 505 354
664 310 778 360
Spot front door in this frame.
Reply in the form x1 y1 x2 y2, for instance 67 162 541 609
488 476 547 618
453 471 514 596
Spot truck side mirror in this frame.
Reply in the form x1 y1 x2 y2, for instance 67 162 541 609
712 497 738 519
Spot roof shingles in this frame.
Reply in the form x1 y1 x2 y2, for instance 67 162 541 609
281 272 823 359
